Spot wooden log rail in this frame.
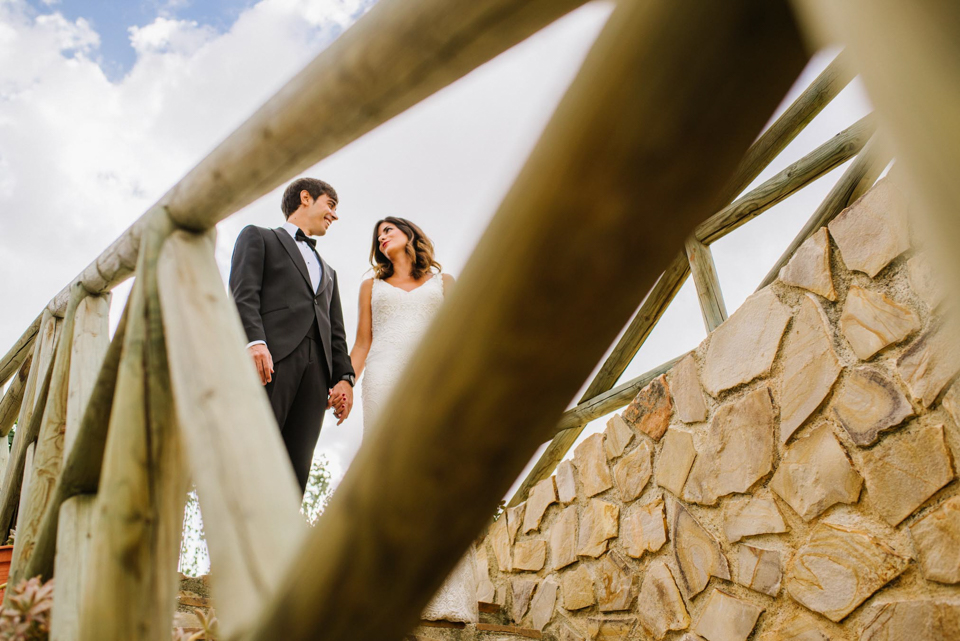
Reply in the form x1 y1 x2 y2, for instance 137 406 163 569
508 54 871 506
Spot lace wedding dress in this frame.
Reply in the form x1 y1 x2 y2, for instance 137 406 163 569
361 274 479 624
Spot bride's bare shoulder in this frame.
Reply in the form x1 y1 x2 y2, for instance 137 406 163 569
441 273 455 294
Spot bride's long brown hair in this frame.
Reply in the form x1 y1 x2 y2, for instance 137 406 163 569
370 217 442 280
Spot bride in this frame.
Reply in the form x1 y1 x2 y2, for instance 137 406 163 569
346 217 478 624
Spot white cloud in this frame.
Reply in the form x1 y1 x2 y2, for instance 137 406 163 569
129 17 216 56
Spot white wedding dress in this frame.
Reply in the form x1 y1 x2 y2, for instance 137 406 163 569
361 274 479 624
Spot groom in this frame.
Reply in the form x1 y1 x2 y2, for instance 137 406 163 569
229 177 355 495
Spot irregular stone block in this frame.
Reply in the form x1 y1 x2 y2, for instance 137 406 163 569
910 495 960 583
559 621 586 641
594 551 633 612
556 459 578 504
860 423 955 526
636 561 690 640
768 613 830 640
770 424 862 521
551 506 578 570
490 515 513 572
577 499 619 558
623 497 667 559
510 578 537 623
476 550 496 603
613 439 651 502
861 599 960 640
943 381 960 427
574 433 614 497
669 353 707 423
692 588 763 641
506 502 526 544
827 177 910 277
701 289 791 396
736 545 781 597
603 414 633 459
513 540 547 572
839 286 919 360
722 495 787 543
830 367 913 446
785 521 908 622
655 428 696 496
561 564 595 610
670 500 730 598
779 226 837 301
523 477 557 534
529 579 558 631
683 387 775 505
623 374 672 441
897 322 960 407
908 252 945 309
779 294 842 442
559 622 586 641
586 616 637 640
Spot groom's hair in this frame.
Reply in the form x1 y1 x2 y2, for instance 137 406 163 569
281 178 338 218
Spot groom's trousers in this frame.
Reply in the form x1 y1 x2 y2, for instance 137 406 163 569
264 323 328 496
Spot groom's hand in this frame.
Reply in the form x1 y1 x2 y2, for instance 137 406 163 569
328 381 353 425
248 344 274 385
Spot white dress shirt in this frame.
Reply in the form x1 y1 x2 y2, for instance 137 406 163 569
246 223 322 349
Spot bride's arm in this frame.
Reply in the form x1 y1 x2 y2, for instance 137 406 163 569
349 279 374 377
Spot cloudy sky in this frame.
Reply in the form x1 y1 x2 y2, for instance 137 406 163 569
0 0 872 492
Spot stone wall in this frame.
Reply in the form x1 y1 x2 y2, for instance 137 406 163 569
475 177 960 641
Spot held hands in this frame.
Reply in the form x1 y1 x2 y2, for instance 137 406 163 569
327 380 354 425
248 344 274 385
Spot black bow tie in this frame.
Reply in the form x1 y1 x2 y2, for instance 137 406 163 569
295 229 317 250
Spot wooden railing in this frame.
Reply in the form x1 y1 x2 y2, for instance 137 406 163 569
0 0 957 640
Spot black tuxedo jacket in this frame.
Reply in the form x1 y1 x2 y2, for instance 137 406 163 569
229 225 354 382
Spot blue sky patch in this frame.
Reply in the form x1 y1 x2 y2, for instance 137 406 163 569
27 0 257 79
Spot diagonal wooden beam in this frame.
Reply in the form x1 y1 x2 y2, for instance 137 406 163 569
0 353 32 438
553 355 687 435
695 113 875 243
757 134 890 291
685 238 728 332
507 49 851 506
0 314 41 388
241 2 807 639
723 48 853 199
31 0 594 321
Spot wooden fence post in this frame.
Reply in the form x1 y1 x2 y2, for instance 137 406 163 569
7 286 85 589
78 211 187 641
65 295 110 458
0 312 60 537
157 229 305 638
49 494 95 641
23 307 129 584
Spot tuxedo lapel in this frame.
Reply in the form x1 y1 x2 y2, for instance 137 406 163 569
273 228 313 292
317 254 333 296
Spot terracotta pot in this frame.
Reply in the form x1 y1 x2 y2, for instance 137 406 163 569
0 544 13 600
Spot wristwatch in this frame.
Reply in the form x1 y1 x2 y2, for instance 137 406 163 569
340 374 356 387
